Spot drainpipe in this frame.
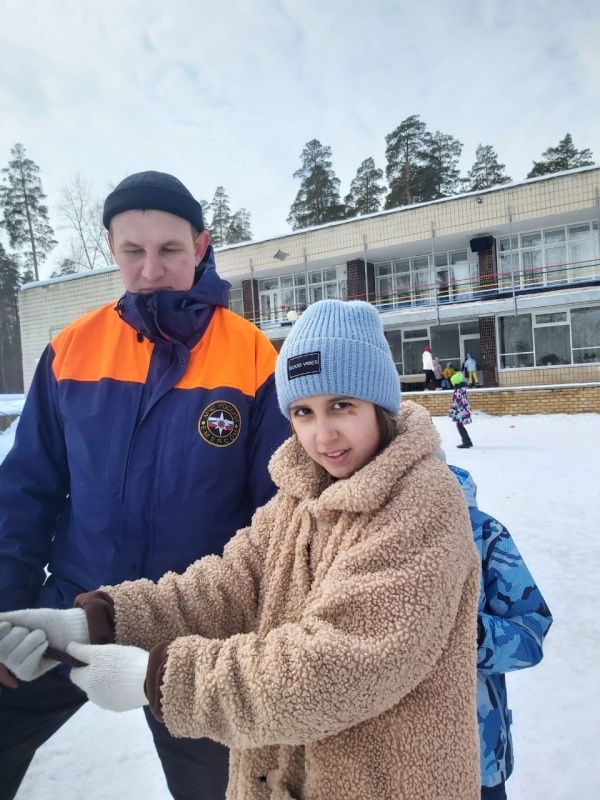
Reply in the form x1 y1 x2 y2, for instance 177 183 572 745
596 189 600 268
303 248 309 307
431 224 440 325
507 208 518 317
249 257 256 325
363 234 369 303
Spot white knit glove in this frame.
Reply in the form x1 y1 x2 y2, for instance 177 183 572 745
67 642 150 712
0 608 90 649
0 622 55 681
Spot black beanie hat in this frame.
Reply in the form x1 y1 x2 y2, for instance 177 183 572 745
103 171 204 232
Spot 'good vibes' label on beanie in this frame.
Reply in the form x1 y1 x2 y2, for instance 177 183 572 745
287 352 321 379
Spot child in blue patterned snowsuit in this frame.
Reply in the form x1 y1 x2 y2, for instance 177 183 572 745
450 465 552 800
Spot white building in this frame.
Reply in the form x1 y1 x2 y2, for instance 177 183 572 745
19 165 600 392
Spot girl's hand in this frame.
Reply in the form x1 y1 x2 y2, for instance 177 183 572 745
0 622 54 681
0 608 90 650
67 642 149 712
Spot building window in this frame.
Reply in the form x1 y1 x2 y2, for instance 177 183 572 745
571 307 600 363
498 222 599 291
402 329 430 374
385 330 403 373
375 250 477 309
229 288 244 317
385 322 478 375
533 312 570 365
257 267 346 326
498 306 600 368
499 314 535 368
568 224 599 281
431 323 460 366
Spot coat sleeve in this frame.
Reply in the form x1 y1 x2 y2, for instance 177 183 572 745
246 373 290 510
0 346 69 611
104 497 279 648
448 394 458 418
154 493 479 748
477 516 552 675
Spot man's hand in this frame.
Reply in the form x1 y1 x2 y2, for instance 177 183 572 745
0 622 55 681
0 609 89 650
0 662 19 689
68 642 149 713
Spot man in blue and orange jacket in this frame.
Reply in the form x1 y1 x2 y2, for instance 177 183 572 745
0 171 290 800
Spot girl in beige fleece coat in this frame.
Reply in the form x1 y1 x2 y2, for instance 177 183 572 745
0 300 481 800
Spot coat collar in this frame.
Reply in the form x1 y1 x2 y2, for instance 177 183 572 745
269 401 441 514
114 246 230 347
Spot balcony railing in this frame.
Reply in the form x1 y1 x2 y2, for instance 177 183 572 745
244 257 600 327
369 256 600 312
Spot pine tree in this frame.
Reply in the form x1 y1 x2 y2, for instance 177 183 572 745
209 186 232 247
384 115 432 208
50 257 79 278
227 208 252 244
197 198 211 232
527 133 594 178
287 139 347 230
0 244 23 392
424 131 463 198
0 143 57 281
464 144 512 191
344 158 386 217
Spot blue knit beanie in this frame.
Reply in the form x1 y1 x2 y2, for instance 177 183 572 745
103 171 204 232
275 300 401 419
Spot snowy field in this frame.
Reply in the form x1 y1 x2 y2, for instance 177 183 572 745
0 398 599 799
0 394 26 417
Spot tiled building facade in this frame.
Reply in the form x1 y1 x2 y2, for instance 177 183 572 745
19 166 600 394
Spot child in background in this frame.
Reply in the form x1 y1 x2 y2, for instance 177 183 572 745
463 352 480 387
432 356 444 389
440 362 455 389
450 464 552 800
0 300 481 800
449 371 473 448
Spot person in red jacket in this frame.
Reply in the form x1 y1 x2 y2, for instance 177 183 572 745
0 171 289 800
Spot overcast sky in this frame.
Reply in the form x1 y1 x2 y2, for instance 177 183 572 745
1 0 599 278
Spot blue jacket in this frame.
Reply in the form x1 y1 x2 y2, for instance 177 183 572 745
450 465 552 787
0 248 289 612
464 354 478 372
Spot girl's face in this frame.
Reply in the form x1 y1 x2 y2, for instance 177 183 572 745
290 395 381 479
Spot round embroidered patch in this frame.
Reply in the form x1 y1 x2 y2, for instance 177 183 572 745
198 401 242 447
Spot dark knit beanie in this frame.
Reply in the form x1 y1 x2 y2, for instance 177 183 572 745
103 171 204 231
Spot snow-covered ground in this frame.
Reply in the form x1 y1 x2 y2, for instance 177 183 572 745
0 393 25 417
1 397 598 799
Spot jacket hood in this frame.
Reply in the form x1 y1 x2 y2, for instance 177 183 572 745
449 465 478 508
269 401 441 513
115 245 230 346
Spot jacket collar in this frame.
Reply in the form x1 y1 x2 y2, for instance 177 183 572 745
114 246 230 348
269 401 441 514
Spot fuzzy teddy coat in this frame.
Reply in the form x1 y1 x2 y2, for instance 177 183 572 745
105 401 480 799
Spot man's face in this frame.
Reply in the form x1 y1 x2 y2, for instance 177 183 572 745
109 209 209 293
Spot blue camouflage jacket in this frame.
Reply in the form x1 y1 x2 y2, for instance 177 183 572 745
450 466 553 787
